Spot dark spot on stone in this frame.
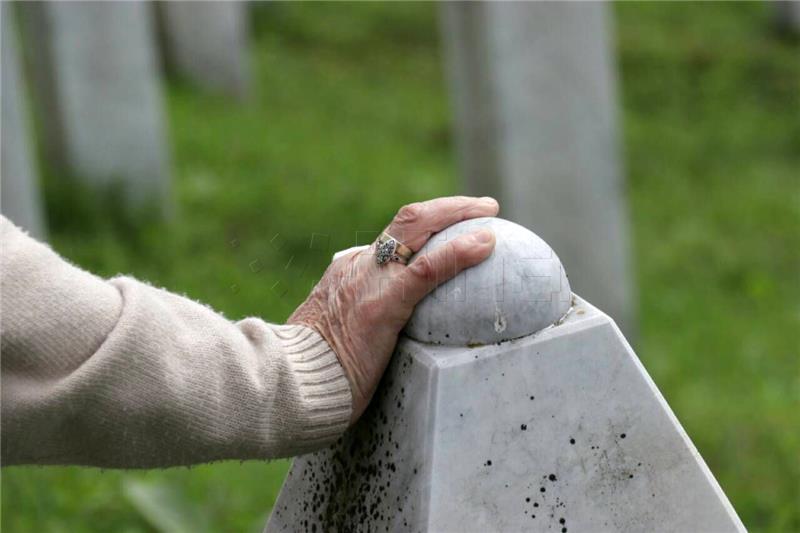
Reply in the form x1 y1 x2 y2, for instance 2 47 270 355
549 474 557 482
620 433 626 439
485 460 492 466
569 438 575 445
629 474 634 479
540 487 546 493
530 396 535 400
534 502 539 507
521 424 527 431
525 497 530 502
532 515 536 519
562 528 567 533
560 518 566 524
445 333 450 338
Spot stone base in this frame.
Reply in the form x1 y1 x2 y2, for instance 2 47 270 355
266 296 743 532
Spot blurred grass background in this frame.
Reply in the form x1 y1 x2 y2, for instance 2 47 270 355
2 2 798 532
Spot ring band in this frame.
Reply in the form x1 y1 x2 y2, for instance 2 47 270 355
375 232 413 266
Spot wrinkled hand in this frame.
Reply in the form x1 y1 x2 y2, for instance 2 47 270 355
288 196 499 422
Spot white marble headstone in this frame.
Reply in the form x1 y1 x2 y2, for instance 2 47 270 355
775 0 800 34
159 1 250 97
267 219 743 532
440 2 636 339
1 3 46 238
19 1 172 216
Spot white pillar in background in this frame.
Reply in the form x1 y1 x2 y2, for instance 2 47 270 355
159 1 250 98
1 4 46 238
19 1 171 217
440 1 636 338
775 0 800 34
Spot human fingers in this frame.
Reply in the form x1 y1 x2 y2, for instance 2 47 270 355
393 228 496 309
383 196 499 252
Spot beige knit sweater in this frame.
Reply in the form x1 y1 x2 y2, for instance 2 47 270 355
0 216 352 468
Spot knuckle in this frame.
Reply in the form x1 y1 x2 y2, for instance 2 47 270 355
409 254 437 283
395 202 424 226
453 237 479 263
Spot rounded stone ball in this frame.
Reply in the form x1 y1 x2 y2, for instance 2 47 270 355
404 217 572 346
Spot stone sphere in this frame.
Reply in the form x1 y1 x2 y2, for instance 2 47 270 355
405 217 571 346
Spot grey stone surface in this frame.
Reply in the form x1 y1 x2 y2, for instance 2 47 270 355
440 1 636 339
19 1 171 215
405 217 571 346
267 296 744 532
775 0 800 34
159 1 250 97
1 3 46 239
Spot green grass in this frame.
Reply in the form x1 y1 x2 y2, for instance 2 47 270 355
2 2 798 532
618 3 799 530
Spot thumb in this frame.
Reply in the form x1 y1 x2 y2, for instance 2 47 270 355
394 229 496 309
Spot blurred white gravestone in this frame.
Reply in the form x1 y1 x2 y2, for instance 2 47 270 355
1 4 46 239
19 1 171 216
775 0 800 34
159 1 250 98
440 1 636 339
267 218 744 532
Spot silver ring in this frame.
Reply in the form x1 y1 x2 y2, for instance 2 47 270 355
375 232 413 266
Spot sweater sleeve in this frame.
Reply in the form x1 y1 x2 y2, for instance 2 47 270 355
0 217 352 468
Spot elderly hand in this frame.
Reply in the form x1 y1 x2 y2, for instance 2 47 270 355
288 196 499 422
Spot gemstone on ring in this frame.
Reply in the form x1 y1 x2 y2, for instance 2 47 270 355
376 238 397 265
375 231 412 266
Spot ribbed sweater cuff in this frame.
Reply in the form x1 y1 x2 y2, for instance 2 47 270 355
272 325 353 445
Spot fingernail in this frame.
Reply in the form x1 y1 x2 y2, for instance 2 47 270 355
474 229 493 243
481 196 498 205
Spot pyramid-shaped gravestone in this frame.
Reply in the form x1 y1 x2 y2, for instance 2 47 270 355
267 218 744 532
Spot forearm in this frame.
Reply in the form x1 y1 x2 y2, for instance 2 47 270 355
0 218 351 468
